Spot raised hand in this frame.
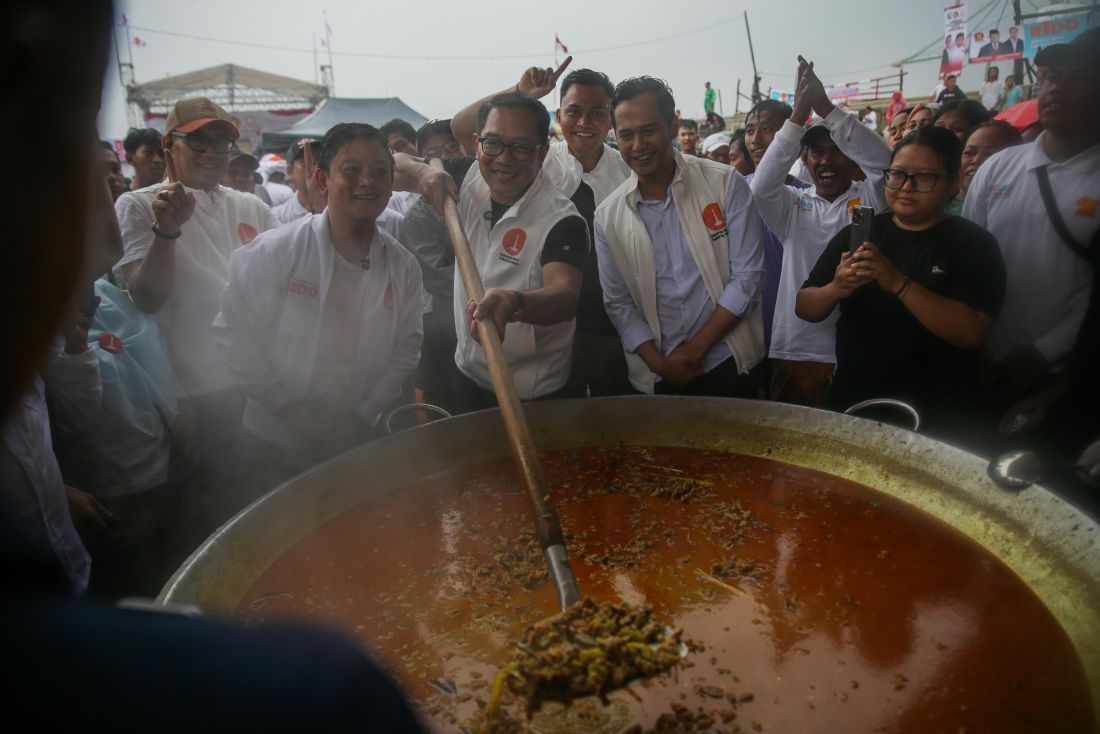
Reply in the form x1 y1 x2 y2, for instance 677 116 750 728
792 56 815 123
302 139 327 213
796 55 832 118
516 56 572 99
152 149 196 234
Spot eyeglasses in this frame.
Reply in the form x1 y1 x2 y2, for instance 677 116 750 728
477 136 541 162
423 139 462 159
170 131 235 154
883 168 943 193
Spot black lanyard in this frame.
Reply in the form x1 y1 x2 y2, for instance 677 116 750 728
1035 164 1095 265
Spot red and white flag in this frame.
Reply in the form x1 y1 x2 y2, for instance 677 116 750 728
555 35 569 55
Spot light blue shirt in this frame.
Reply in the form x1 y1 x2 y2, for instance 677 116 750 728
596 164 764 377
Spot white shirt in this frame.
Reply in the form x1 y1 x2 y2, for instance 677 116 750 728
980 80 1004 111
271 192 310 225
750 107 892 364
214 212 424 448
114 184 278 397
0 378 91 593
264 181 294 207
597 163 763 375
543 140 633 205
962 134 1099 365
387 190 421 216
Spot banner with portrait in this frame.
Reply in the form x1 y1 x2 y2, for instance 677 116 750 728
969 24 1024 62
941 4 968 78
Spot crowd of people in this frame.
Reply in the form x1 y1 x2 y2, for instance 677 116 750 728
4 4 1099 726
16 28 1100 602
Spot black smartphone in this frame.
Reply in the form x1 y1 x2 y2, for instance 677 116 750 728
849 206 874 253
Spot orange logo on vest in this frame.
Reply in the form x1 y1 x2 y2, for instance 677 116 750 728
502 228 527 256
702 203 726 231
237 223 258 244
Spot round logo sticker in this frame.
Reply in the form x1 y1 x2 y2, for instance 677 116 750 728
237 223 258 244
702 203 727 231
99 333 123 354
502 228 527 257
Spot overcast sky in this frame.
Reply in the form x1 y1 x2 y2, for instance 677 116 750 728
98 0 1035 139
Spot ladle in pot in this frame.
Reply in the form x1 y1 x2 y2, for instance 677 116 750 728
430 158 581 610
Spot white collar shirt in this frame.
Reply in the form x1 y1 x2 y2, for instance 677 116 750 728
962 134 1099 364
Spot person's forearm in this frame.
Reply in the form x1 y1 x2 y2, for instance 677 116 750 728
685 306 741 352
898 283 991 348
634 340 665 373
128 235 176 314
516 282 580 326
795 284 842 322
453 83 518 156
392 152 432 194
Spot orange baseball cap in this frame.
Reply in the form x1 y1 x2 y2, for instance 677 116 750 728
164 96 239 138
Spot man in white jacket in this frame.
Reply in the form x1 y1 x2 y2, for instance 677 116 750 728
214 123 424 489
396 93 588 412
595 76 766 397
749 57 892 406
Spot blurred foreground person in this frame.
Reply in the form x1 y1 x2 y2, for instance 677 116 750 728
101 143 127 201
2 4 424 731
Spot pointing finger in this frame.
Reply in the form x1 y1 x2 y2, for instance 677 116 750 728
164 148 178 184
551 55 573 83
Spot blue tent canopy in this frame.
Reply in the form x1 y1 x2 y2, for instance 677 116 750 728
261 97 429 151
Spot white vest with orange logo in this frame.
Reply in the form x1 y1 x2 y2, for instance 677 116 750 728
596 151 765 393
454 166 582 399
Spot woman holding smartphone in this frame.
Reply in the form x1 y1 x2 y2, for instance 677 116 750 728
796 126 1006 437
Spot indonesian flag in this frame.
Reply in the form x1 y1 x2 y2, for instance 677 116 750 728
555 35 568 54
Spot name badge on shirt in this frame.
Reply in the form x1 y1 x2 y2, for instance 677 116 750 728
289 279 319 299
499 228 527 265
702 203 728 241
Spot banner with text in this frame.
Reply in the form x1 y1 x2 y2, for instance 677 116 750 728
941 4 968 78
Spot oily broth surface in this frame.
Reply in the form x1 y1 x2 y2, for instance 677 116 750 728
238 446 1094 733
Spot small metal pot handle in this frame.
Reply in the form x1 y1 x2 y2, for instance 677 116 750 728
844 398 921 432
384 402 453 434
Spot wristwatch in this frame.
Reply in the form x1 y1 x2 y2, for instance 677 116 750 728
151 222 183 240
510 290 526 315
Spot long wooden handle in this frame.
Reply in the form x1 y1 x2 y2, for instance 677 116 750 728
430 160 571 556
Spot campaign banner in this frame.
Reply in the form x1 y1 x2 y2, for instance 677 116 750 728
1024 12 1092 59
970 23 1025 62
825 85 860 100
769 89 794 104
941 4 968 78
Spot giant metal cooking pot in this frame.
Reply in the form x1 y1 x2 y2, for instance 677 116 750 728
158 396 1100 711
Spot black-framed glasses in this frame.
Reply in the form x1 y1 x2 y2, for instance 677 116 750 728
170 131 234 154
883 168 943 193
423 139 462 159
477 135 541 162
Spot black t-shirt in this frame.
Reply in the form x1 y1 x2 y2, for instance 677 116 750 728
442 156 591 274
936 87 968 104
803 213 1005 412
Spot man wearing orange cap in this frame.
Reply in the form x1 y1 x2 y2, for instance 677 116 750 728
113 96 278 533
